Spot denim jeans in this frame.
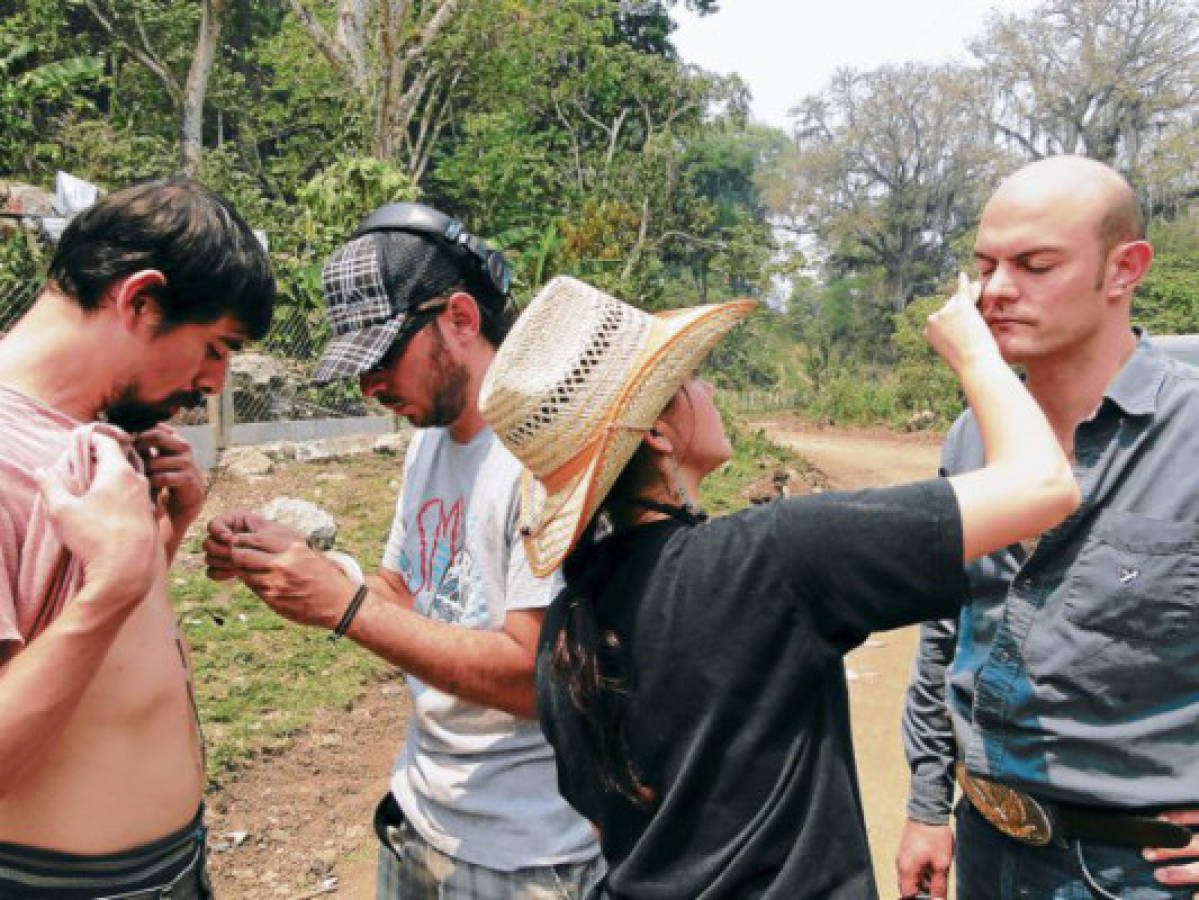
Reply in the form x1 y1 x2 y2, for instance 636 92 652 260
956 801 1193 900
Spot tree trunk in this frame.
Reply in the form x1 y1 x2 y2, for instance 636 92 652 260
181 0 229 177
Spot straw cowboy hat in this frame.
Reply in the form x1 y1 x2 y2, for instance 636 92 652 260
479 276 754 576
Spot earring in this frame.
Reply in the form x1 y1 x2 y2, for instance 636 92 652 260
668 456 693 508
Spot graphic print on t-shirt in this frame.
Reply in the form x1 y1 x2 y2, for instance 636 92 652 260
399 495 488 627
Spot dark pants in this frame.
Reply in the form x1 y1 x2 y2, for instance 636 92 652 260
957 801 1193 900
0 808 211 899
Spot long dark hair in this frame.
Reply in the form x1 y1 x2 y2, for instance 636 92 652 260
550 386 700 809
552 446 659 808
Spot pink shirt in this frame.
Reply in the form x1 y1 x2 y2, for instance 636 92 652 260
0 385 135 649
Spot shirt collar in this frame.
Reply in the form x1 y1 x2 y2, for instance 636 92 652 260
1103 327 1168 417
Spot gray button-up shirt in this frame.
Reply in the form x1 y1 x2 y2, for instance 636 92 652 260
902 333 1199 824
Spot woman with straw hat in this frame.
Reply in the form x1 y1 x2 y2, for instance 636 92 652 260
479 274 1078 899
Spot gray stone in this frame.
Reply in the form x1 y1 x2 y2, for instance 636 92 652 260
373 432 407 455
259 497 338 549
292 433 380 462
256 441 298 461
229 351 304 423
222 447 274 478
293 440 337 463
905 409 937 432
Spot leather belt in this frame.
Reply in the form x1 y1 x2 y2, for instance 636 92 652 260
956 763 1192 850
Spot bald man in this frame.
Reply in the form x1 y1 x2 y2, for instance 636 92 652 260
896 156 1199 899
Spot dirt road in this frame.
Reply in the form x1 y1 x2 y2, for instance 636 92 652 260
206 418 943 898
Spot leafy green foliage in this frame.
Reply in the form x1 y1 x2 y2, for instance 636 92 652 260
892 294 965 425
1134 217 1199 335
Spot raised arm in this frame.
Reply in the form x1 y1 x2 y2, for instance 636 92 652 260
925 274 1079 561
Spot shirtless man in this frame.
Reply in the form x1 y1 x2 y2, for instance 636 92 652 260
0 179 274 897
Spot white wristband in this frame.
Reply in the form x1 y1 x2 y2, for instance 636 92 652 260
324 550 364 585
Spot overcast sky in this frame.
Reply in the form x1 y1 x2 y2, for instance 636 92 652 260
672 0 1042 129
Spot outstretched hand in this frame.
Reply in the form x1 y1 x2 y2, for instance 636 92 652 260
924 272 999 375
35 433 160 599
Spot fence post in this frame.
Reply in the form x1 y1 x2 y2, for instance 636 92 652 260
208 382 234 454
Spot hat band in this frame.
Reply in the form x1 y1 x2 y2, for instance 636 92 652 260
523 419 654 542
538 420 654 496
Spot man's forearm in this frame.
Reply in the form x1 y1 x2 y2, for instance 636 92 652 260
0 580 142 795
344 590 540 719
902 616 960 824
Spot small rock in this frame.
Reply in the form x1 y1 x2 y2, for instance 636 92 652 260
905 409 937 432
222 447 274 478
374 432 406 455
259 497 338 550
293 440 335 463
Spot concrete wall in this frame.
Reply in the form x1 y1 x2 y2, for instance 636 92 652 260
180 415 397 470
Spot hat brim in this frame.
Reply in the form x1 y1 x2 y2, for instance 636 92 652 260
311 318 406 385
518 298 755 576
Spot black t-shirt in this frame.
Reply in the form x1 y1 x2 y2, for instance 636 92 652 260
537 478 966 900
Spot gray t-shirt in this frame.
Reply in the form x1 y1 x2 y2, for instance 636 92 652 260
381 426 597 870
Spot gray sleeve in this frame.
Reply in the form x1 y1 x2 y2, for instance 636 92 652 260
900 414 971 825
901 617 958 824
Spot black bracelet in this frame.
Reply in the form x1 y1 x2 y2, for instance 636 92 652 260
330 583 368 641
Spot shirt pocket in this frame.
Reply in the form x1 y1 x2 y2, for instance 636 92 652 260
1063 509 1199 646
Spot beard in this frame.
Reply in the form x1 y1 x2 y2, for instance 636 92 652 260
103 384 206 433
375 341 470 429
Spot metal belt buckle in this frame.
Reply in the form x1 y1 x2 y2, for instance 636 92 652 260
956 762 1054 847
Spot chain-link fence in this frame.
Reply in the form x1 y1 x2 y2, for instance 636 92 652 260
0 280 36 333
228 300 384 426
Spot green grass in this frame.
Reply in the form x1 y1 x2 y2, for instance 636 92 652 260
173 454 401 787
174 427 803 786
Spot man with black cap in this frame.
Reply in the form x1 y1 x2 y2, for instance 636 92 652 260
204 203 601 898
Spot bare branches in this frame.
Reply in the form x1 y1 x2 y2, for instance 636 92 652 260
81 0 182 107
289 0 470 176
286 0 360 95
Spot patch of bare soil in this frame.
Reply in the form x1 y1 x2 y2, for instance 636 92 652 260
750 413 942 490
205 677 409 899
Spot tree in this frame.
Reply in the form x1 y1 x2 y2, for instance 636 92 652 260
972 0 1199 194
285 0 471 178
769 63 1003 311
76 0 230 175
